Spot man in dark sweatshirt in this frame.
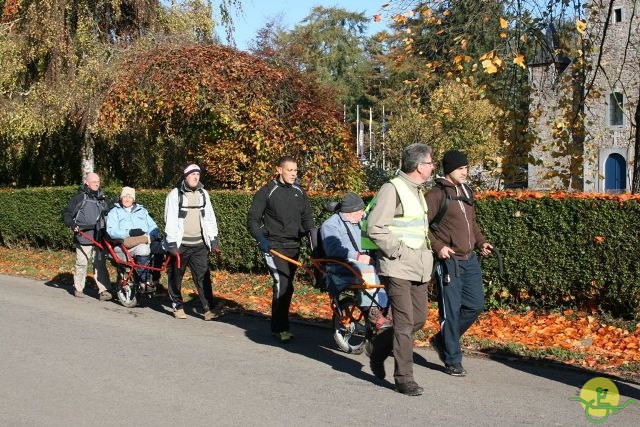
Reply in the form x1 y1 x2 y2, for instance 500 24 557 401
426 150 493 377
247 156 314 342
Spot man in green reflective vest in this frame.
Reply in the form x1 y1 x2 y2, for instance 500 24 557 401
366 143 434 396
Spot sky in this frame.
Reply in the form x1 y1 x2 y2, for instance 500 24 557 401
219 0 388 51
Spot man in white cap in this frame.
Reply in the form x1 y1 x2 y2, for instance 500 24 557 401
164 164 221 320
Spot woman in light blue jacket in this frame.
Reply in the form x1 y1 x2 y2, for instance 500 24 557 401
106 187 159 286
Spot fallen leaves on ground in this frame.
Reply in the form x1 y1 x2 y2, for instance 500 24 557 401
1 247 638 378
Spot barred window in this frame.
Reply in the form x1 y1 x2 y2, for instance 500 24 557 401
609 92 624 126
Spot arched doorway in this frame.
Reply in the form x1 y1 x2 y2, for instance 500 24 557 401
604 153 626 193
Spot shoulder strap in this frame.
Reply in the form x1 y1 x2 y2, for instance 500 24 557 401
178 188 207 218
429 183 475 232
429 185 449 232
340 218 360 252
72 193 89 221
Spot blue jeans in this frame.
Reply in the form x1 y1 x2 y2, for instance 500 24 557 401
325 262 388 308
434 253 484 365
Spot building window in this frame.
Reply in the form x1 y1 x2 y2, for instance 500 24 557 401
614 8 622 23
609 92 624 126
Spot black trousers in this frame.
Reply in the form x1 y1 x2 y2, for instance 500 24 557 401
167 243 214 312
264 247 300 333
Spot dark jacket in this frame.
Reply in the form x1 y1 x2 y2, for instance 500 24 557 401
247 179 314 248
62 184 111 245
425 178 486 258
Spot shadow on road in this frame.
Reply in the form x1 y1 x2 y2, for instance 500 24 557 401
486 353 640 400
220 311 396 391
42 272 639 399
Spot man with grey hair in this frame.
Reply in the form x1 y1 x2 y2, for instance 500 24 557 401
62 172 113 300
366 143 434 396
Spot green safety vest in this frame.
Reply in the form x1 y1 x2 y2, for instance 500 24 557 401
360 177 430 251
388 177 430 249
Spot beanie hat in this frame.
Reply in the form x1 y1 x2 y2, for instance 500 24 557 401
183 164 201 178
339 192 365 213
120 186 135 200
442 150 468 175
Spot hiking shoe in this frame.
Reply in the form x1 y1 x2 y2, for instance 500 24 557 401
444 364 467 377
273 331 293 342
174 308 187 319
74 290 85 298
144 282 156 293
395 381 424 396
429 332 446 364
204 310 217 321
99 291 112 301
369 358 386 380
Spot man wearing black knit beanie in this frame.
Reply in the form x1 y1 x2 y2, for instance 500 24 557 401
426 150 493 377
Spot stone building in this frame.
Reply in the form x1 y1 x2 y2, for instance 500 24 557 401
528 0 639 192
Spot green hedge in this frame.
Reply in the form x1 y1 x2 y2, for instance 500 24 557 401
0 186 335 271
0 187 639 319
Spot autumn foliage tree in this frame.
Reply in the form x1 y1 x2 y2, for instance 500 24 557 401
97 43 365 191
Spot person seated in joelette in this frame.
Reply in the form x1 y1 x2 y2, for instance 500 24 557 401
106 186 159 288
320 192 391 333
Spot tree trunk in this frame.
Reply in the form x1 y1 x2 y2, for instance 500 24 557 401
81 130 95 177
632 86 640 193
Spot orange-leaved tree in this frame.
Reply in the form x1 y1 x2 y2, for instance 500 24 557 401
97 43 364 191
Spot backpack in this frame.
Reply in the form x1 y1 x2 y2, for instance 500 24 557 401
429 182 475 232
359 196 378 250
177 187 207 219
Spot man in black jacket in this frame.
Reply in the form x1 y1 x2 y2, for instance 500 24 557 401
62 172 113 300
247 156 314 342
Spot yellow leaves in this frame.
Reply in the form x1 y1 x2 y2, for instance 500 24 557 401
480 50 503 74
499 17 508 29
393 14 407 25
513 54 526 69
482 59 498 74
576 19 587 34
499 32 508 39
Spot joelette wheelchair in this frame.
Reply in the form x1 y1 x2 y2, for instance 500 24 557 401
270 248 389 354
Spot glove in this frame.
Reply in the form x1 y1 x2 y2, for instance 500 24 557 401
210 237 221 254
129 228 144 237
166 242 180 256
256 234 272 253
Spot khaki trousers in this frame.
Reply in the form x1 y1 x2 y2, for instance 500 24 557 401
74 245 111 293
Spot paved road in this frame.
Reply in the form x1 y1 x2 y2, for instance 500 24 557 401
0 274 638 426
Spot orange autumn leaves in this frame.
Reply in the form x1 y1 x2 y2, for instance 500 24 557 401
476 190 640 202
209 269 639 371
467 309 640 369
